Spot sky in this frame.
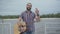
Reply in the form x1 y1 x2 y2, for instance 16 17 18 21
0 0 60 15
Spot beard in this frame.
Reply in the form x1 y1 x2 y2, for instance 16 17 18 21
27 8 31 11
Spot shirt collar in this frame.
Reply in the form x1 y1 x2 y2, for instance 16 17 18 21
25 10 32 13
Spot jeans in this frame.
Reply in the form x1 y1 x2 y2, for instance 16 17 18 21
21 31 35 34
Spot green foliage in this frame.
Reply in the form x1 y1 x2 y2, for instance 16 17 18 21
0 15 19 19
0 13 60 19
40 13 60 18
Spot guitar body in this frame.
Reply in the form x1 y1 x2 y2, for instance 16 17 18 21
14 21 26 34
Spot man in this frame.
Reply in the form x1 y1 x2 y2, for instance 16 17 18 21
19 3 39 34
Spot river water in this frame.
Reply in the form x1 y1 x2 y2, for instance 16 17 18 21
0 18 60 34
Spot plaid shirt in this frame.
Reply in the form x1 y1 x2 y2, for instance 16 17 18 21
20 10 35 31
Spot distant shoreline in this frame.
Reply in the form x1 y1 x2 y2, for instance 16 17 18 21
0 13 60 19
0 18 60 20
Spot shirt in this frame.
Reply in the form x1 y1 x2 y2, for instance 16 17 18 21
19 10 35 31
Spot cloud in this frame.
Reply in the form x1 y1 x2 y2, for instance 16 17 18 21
0 0 60 15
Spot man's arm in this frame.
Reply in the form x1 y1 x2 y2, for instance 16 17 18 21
18 13 23 22
18 17 22 21
34 8 40 22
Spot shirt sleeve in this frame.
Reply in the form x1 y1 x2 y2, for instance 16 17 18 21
19 13 23 19
33 13 36 19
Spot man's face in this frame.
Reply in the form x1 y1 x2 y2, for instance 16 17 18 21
26 3 32 11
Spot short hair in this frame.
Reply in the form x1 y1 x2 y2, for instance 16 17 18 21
26 3 32 6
